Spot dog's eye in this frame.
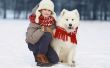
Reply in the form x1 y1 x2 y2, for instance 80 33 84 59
72 19 74 21
66 19 68 21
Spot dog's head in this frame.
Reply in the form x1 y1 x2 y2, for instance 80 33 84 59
57 9 80 32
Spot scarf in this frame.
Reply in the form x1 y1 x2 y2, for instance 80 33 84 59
29 14 56 26
54 26 78 44
39 15 56 27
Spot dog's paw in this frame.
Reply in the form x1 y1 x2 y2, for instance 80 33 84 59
60 60 64 63
69 63 76 67
72 61 75 64
68 61 76 67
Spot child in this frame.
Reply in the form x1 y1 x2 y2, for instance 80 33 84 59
26 0 59 67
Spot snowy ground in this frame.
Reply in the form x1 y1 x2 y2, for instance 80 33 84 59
0 20 110 68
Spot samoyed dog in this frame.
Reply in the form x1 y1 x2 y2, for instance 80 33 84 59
51 9 79 66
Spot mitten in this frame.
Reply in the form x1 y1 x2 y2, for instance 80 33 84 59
29 14 36 23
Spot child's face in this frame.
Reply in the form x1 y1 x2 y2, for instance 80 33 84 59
40 9 52 17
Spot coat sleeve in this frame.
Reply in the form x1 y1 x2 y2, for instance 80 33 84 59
26 23 44 44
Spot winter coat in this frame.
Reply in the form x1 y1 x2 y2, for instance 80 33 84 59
25 3 56 45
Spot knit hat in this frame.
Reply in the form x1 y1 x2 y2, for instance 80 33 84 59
35 0 56 23
37 0 54 13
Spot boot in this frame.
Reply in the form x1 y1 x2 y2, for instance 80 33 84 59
35 54 53 67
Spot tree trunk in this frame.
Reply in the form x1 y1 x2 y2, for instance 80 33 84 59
3 0 6 19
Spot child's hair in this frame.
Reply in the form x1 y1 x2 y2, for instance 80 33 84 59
39 9 53 15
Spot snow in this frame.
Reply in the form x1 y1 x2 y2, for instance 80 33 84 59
0 20 110 68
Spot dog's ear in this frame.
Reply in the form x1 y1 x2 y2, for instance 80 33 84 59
60 9 68 16
73 9 80 20
72 9 80 27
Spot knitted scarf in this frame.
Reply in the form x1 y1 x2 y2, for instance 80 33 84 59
29 14 56 26
54 26 78 44
39 15 56 27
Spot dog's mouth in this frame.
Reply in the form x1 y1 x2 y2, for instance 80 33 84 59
68 26 73 29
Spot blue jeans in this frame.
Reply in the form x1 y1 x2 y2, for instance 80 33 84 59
28 32 59 64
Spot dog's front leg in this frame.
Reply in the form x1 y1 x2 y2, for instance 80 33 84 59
67 48 76 67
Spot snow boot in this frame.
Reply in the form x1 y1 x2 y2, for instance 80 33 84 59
35 54 53 67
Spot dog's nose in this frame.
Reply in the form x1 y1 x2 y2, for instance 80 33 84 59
69 24 72 26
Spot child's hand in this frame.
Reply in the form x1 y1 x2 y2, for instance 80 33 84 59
46 27 53 33
41 27 53 37
29 14 36 23
41 26 45 32
41 27 53 33
29 13 39 23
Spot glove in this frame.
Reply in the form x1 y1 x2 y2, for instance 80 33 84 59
29 14 36 23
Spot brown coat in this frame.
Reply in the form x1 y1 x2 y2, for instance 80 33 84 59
26 23 44 44
26 22 56 44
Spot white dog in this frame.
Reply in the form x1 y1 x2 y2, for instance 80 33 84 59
51 9 79 66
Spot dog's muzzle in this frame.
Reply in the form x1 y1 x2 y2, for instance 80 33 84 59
68 24 73 29
68 27 73 29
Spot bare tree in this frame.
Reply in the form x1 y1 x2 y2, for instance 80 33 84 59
2 0 7 19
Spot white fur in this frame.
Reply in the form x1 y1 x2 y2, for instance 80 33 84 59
51 9 79 66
